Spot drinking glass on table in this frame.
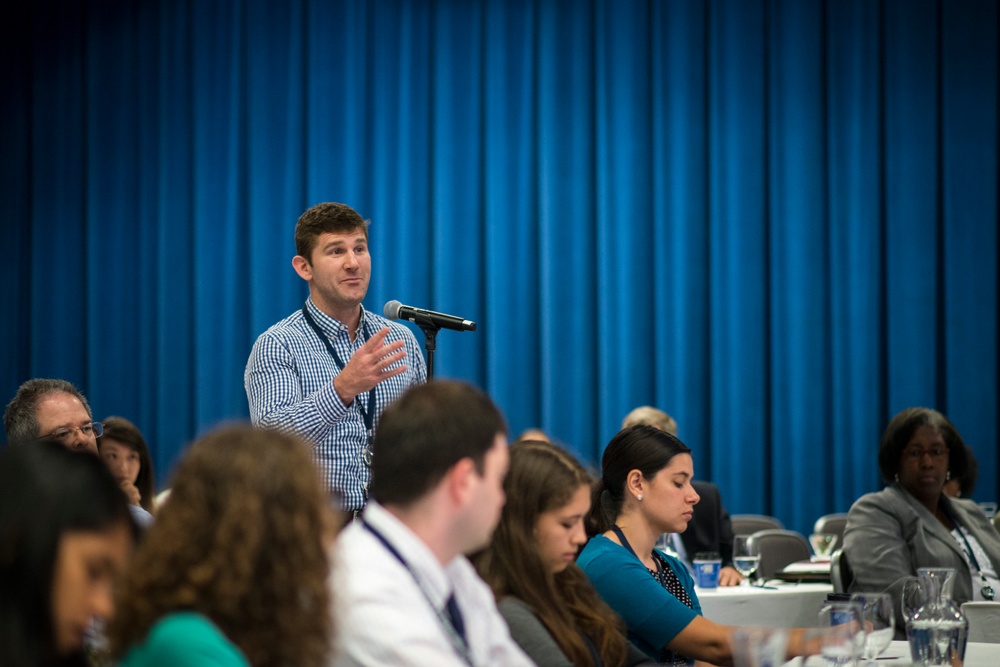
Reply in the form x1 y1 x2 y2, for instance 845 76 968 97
732 535 760 587
818 601 864 667
809 532 839 560
850 592 894 664
900 576 926 624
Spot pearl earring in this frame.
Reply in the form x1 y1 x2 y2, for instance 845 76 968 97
894 474 899 483
946 471 951 481
637 494 643 501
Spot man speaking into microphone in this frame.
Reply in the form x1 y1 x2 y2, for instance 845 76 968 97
244 202 427 517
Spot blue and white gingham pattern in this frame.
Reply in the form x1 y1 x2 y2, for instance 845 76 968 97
245 299 427 509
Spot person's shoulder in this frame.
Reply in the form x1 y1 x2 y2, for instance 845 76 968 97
578 535 625 570
120 613 249 667
256 309 307 338
248 310 310 354
497 595 535 618
850 486 896 509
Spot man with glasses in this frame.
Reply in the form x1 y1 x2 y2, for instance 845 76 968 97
245 202 426 517
3 378 152 527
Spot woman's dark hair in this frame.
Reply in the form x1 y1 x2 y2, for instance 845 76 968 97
99 416 156 513
474 441 627 667
587 424 692 536
877 407 968 485
0 441 135 667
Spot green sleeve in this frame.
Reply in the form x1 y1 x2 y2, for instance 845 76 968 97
118 613 250 667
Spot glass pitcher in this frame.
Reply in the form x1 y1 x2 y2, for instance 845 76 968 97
905 567 969 666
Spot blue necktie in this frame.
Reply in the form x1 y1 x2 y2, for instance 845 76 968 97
445 593 467 643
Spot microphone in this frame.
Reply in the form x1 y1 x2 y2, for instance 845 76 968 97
384 300 477 332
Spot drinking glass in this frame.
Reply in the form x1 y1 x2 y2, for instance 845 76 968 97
810 532 839 559
901 576 926 623
731 627 788 667
732 535 760 587
818 601 864 667
850 592 895 664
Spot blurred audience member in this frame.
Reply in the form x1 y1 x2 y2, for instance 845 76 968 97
108 425 336 667
4 378 101 453
4 379 152 529
621 406 677 436
845 408 1000 630
98 417 156 514
514 428 552 444
580 425 815 665
620 406 740 586
943 444 978 500
475 440 654 666
332 381 532 667
0 441 136 666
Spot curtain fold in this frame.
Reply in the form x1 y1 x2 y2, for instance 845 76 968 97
4 0 997 535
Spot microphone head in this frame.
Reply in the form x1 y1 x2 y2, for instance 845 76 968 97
384 300 403 320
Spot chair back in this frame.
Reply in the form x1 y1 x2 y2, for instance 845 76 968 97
747 529 811 581
829 548 853 593
960 602 1000 643
732 514 784 537
813 512 849 544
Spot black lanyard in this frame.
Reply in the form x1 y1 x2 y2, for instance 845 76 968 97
941 502 996 601
301 305 378 436
362 520 473 664
611 525 666 581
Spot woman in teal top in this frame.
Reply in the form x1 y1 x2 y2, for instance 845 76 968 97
117 613 248 667
108 425 337 667
580 425 816 665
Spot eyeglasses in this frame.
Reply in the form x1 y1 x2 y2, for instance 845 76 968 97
902 446 948 460
39 421 104 443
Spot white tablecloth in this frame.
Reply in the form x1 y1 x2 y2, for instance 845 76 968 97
787 640 1000 667
697 582 833 628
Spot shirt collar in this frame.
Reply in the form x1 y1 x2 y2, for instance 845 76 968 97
362 501 452 608
304 298 368 338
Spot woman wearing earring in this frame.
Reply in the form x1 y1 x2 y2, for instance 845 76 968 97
474 440 654 667
844 407 1000 630
578 425 815 666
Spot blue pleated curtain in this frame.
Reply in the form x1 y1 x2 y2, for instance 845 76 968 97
1 0 996 536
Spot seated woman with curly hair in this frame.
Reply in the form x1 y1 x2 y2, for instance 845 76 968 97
107 424 338 667
474 439 655 667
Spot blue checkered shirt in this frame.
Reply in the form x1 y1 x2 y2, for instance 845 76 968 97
245 298 427 509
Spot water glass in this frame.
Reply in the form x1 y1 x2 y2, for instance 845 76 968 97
901 576 926 623
818 601 864 666
731 627 788 667
850 592 895 664
733 535 760 587
810 532 839 559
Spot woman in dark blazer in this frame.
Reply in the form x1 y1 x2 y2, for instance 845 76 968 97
844 407 1000 631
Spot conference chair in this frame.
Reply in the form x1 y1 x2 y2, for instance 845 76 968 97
747 529 811 581
813 512 849 544
731 514 784 537
829 548 854 594
960 602 1000 643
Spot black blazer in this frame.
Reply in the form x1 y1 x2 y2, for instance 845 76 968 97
679 480 735 567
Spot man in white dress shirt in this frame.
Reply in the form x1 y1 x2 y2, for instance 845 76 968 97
330 380 534 667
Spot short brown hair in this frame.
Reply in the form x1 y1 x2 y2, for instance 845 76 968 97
294 202 370 261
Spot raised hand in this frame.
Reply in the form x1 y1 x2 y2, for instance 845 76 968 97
119 479 142 507
333 327 409 405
